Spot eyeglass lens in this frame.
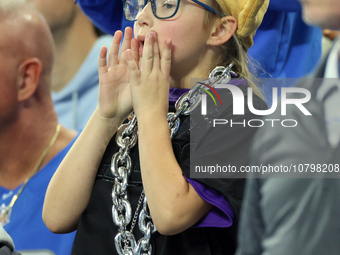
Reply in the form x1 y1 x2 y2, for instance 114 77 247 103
124 0 179 21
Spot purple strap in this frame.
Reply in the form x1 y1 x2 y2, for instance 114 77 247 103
184 176 234 228
169 87 190 108
169 79 247 107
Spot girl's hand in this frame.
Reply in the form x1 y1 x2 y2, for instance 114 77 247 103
97 27 139 122
126 31 172 119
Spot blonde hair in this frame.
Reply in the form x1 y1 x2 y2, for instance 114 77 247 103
204 0 263 99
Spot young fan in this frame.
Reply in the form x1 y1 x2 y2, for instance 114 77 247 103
43 0 269 254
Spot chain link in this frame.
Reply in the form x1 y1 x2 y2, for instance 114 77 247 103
130 191 145 234
111 116 138 254
111 104 189 255
111 65 234 254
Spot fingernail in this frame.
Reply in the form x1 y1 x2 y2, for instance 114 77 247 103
147 33 153 39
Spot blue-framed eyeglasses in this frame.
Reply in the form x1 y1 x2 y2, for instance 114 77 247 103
123 0 226 21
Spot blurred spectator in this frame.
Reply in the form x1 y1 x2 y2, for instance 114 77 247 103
236 0 340 254
0 1 77 254
28 0 113 130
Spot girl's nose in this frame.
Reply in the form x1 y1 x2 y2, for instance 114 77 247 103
136 2 154 27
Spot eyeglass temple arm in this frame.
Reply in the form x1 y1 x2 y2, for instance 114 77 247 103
191 0 226 17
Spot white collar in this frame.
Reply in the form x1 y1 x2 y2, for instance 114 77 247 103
324 40 340 78
317 40 340 102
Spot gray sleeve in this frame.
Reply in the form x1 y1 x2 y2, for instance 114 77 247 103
0 226 21 255
235 178 264 255
0 247 21 255
0 226 14 252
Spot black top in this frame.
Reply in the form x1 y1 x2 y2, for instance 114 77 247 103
71 83 267 255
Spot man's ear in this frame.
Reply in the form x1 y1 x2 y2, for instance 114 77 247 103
207 16 237 46
17 58 42 102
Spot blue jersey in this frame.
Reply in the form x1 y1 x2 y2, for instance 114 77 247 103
1 135 79 255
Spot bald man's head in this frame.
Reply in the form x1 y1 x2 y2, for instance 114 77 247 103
0 0 55 94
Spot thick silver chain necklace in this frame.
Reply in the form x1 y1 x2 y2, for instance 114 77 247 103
110 65 235 255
